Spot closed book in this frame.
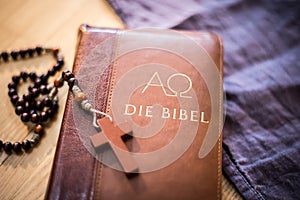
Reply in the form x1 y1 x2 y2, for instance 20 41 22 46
46 24 223 200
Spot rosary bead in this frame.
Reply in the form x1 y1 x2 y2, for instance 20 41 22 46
13 142 22 153
28 83 35 92
30 134 40 146
27 48 35 57
10 51 19 60
43 97 52 107
54 77 64 88
53 62 62 71
57 56 64 66
51 100 59 111
31 87 40 97
8 88 17 97
75 92 87 102
63 70 74 81
8 81 17 89
3 142 13 153
21 112 30 122
67 78 77 89
35 46 43 55
34 124 44 136
40 85 49 94
47 108 55 118
12 75 20 84
40 111 48 122
35 100 43 111
29 72 37 81
0 140 3 149
47 67 56 76
20 71 28 80
16 99 26 107
11 95 19 104
15 106 25 115
1 52 9 61
31 113 40 123
22 139 31 151
35 78 42 86
39 74 49 83
23 92 34 102
19 49 27 59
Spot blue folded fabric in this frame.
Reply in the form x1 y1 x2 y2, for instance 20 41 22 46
107 0 300 199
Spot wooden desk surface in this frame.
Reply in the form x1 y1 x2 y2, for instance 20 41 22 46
0 0 241 199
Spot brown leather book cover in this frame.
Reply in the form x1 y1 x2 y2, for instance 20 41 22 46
46 24 223 200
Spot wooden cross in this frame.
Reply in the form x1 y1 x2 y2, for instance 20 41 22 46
90 117 139 174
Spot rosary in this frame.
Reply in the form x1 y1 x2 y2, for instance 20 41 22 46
0 46 138 173
0 46 99 153
0 47 65 153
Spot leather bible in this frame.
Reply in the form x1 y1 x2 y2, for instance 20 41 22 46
46 24 224 200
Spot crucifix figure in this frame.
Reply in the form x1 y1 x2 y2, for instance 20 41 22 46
90 117 139 174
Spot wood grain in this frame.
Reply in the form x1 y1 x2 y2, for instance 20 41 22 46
0 0 241 199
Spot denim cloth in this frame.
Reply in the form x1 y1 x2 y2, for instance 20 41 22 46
107 1 300 199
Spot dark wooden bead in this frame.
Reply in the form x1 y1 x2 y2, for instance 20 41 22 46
57 56 64 66
11 95 19 104
43 97 52 107
54 77 64 88
68 78 77 89
8 88 17 97
47 67 56 76
28 83 35 92
51 100 59 111
29 72 37 81
12 75 20 84
39 74 48 83
16 99 26 107
35 100 44 110
15 106 25 115
0 140 3 149
20 71 28 80
34 124 44 136
53 62 62 71
40 111 48 122
63 70 74 81
4 142 13 153
23 92 34 102
10 50 19 60
21 112 30 122
19 49 28 58
34 78 42 86
31 87 40 97
27 48 34 57
62 70 67 78
8 81 17 89
22 140 31 151
1 52 9 61
47 108 55 118
40 85 49 94
35 46 43 55
31 113 40 123
13 142 22 153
